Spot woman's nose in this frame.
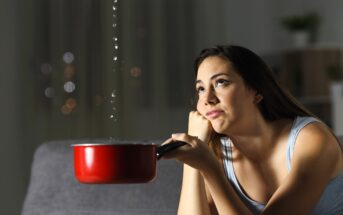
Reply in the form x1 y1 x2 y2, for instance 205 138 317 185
204 88 218 105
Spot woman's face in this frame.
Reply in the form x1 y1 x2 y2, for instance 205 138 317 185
195 56 259 135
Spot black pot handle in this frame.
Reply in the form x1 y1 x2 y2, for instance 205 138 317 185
156 141 187 160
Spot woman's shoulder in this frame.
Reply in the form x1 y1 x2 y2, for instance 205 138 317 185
295 116 335 145
292 117 343 179
290 116 334 145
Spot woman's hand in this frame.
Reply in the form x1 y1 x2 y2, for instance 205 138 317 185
188 111 213 143
162 133 218 174
161 111 217 172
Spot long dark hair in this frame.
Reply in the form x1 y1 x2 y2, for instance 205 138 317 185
194 45 314 158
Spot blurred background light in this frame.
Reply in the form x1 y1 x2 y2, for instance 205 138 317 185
130 66 141 78
63 52 75 64
65 97 77 109
44 87 55 98
63 81 76 93
40 63 52 75
63 64 76 80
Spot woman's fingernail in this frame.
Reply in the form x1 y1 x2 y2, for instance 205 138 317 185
171 133 181 138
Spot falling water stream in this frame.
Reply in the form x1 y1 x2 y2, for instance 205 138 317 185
109 0 119 142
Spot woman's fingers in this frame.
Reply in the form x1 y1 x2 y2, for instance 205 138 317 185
161 137 174 146
166 132 216 172
160 133 196 160
159 136 190 159
171 133 199 147
188 111 212 143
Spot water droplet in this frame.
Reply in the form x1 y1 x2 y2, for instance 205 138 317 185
111 91 116 98
109 114 117 122
109 0 119 130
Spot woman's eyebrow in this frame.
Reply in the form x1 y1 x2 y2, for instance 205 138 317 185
195 73 231 84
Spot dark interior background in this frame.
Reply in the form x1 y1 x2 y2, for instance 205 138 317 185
1 0 343 214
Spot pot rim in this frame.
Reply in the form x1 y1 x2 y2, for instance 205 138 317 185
71 142 156 147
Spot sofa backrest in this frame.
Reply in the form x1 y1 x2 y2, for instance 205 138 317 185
21 140 183 215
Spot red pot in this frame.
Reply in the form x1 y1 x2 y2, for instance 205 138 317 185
73 141 185 184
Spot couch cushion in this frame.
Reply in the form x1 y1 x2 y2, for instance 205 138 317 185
21 139 183 215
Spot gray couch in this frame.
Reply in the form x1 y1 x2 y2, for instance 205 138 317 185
21 139 183 215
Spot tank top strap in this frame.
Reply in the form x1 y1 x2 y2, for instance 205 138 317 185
286 116 321 171
221 137 265 214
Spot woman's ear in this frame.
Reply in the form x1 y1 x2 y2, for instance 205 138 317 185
254 93 263 104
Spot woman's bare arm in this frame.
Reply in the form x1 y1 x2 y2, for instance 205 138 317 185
177 164 211 215
261 123 341 215
178 111 218 215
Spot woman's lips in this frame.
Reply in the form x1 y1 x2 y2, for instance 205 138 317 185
206 110 223 119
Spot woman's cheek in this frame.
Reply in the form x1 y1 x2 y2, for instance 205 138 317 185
196 102 206 117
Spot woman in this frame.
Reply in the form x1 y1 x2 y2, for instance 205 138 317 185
163 45 343 214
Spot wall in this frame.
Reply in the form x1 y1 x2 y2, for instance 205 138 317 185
0 0 30 214
118 0 343 140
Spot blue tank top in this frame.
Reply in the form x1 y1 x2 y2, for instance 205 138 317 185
222 116 343 215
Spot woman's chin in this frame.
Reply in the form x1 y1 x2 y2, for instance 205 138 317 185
211 120 227 134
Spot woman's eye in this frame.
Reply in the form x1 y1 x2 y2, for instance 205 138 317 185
215 79 230 87
196 86 205 94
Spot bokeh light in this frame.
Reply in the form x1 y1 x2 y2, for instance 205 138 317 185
65 97 77 109
61 105 72 115
64 64 76 80
60 98 77 115
130 67 142 78
44 87 55 98
41 63 52 75
64 81 76 93
63 52 75 64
